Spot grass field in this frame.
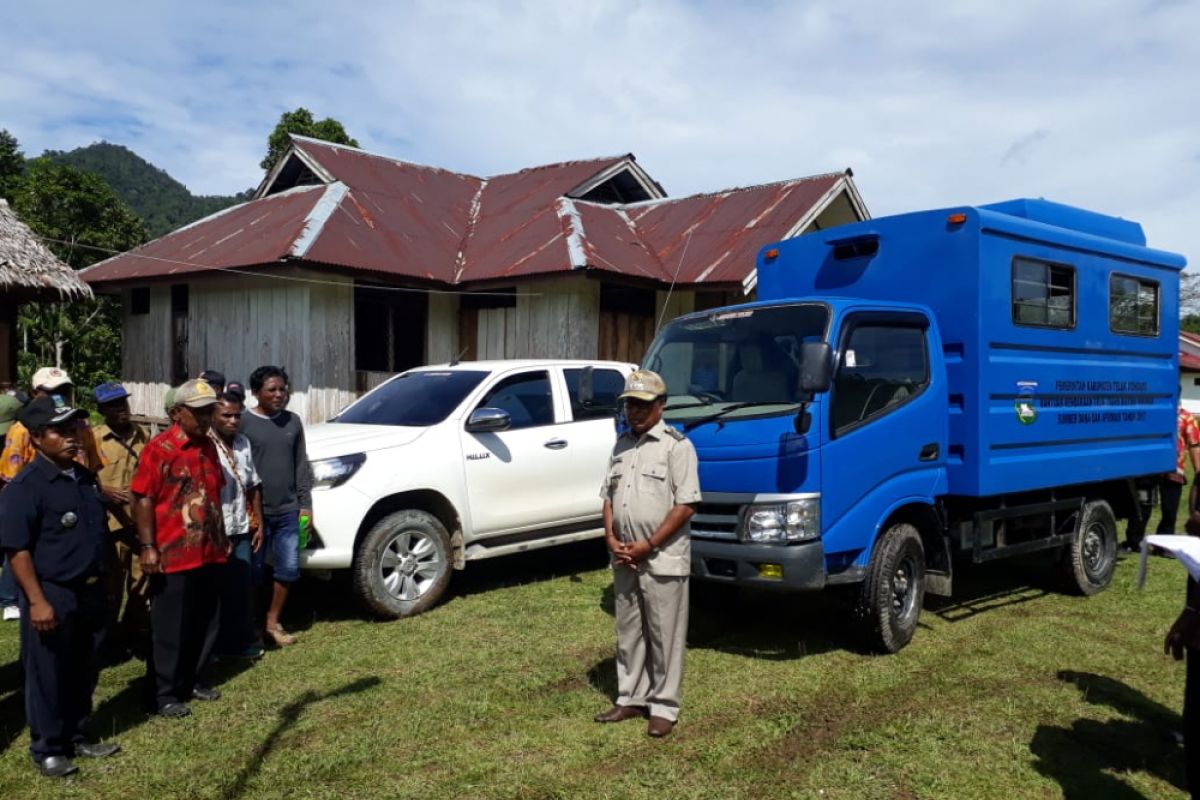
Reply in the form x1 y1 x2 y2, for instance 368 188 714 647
0 518 1194 799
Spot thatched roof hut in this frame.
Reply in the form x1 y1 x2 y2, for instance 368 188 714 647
0 198 92 299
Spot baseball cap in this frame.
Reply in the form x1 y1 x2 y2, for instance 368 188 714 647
0 394 22 436
17 397 87 431
31 366 72 391
174 378 219 409
619 370 667 402
94 382 131 405
163 386 177 415
199 369 226 392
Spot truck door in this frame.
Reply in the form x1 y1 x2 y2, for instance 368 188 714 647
820 312 947 557
461 369 576 536
557 366 627 522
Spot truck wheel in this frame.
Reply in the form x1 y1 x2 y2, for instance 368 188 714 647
1062 500 1116 596
353 510 452 619
854 522 925 654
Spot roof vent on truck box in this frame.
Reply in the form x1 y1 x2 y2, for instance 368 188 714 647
980 198 1146 247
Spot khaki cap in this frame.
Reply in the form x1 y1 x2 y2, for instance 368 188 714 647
619 370 667 402
174 378 219 408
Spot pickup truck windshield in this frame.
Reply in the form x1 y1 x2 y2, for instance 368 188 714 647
643 303 829 424
336 370 488 426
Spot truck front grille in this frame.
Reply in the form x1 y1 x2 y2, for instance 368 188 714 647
691 502 742 541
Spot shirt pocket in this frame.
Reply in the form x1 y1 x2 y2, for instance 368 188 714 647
605 459 625 495
636 463 670 497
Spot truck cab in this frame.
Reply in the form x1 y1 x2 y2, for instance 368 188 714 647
642 199 1186 652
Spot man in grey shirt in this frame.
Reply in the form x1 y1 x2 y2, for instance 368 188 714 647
240 366 312 647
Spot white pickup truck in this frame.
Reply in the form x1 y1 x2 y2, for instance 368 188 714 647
301 359 636 617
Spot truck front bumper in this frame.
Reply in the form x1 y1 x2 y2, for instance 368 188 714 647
690 538 826 591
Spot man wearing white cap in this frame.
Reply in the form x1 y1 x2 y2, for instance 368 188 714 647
131 378 229 718
0 368 104 485
594 370 701 738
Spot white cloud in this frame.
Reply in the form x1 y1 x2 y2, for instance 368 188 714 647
0 0 1197 258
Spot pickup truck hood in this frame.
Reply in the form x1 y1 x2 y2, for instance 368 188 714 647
305 422 429 459
678 415 819 495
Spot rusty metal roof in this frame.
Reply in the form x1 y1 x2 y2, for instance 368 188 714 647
82 137 857 290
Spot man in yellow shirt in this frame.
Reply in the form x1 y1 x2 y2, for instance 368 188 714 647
93 382 151 652
0 368 104 484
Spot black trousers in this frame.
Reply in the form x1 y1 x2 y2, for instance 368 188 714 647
1158 478 1185 534
215 535 256 654
19 580 107 762
148 565 220 708
1187 648 1198 800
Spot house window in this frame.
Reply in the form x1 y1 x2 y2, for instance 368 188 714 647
130 287 150 315
1012 257 1075 329
353 285 428 374
1109 274 1159 336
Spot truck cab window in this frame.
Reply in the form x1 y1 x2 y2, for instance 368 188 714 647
1109 274 1159 336
564 368 625 420
832 324 929 434
476 371 554 430
1012 257 1075 329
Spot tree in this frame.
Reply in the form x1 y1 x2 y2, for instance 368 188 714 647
9 157 148 404
261 107 359 172
0 128 24 200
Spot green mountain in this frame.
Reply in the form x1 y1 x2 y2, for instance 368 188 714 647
42 142 253 238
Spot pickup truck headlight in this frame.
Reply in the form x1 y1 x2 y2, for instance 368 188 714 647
311 453 366 489
741 498 820 543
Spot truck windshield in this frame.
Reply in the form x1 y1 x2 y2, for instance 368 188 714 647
642 303 829 424
335 370 488 427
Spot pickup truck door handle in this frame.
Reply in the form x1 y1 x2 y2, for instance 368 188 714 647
919 442 939 461
544 439 568 450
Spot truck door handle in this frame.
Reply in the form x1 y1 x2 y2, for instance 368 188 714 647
544 439 568 450
919 442 939 461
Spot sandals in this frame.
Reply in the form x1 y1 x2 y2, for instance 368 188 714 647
265 625 297 647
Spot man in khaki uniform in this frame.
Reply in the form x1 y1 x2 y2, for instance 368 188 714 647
93 382 151 653
594 370 701 738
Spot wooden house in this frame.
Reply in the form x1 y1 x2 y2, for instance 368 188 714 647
81 136 868 423
0 199 93 386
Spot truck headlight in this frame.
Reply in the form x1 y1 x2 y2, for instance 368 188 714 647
741 498 820 543
311 453 366 489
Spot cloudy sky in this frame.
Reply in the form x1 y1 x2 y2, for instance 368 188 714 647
1 0 1197 259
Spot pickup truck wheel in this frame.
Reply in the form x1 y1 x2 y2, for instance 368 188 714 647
354 510 452 619
854 522 925 654
1062 500 1116 596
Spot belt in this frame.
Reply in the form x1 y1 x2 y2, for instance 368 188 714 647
45 574 103 589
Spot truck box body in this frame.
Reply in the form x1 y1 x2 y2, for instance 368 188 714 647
755 199 1185 497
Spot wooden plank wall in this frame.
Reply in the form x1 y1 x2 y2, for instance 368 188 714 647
426 293 459 364
306 271 357 422
121 285 172 419
466 277 600 361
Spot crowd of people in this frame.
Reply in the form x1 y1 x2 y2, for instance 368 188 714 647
0 365 311 778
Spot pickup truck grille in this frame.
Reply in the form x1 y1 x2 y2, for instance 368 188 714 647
690 502 742 541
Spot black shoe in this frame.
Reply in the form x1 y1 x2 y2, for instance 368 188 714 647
76 742 121 758
191 686 221 702
34 755 78 778
157 702 191 718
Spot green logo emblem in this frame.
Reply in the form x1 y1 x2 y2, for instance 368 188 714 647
1014 399 1038 425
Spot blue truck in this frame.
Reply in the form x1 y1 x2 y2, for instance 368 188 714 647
640 198 1187 652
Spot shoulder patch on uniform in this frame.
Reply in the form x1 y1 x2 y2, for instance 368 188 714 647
663 426 687 441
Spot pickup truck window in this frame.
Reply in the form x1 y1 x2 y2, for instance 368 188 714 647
644 304 828 423
336 370 488 426
475 371 555 430
832 323 929 434
564 368 624 421
1012 256 1075 329
1109 273 1159 336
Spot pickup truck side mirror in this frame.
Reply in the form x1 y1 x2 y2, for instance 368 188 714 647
465 407 512 433
799 342 833 397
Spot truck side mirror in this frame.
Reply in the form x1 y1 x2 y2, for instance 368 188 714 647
465 408 512 433
799 342 833 398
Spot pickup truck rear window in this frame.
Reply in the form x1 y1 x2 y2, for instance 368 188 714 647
337 370 488 426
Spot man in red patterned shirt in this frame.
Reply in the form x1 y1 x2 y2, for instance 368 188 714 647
1159 403 1200 537
131 379 228 719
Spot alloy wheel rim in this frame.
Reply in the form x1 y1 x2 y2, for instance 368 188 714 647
379 530 442 601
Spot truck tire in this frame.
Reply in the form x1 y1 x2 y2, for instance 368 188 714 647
1061 500 1116 596
353 510 452 619
854 522 925 654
